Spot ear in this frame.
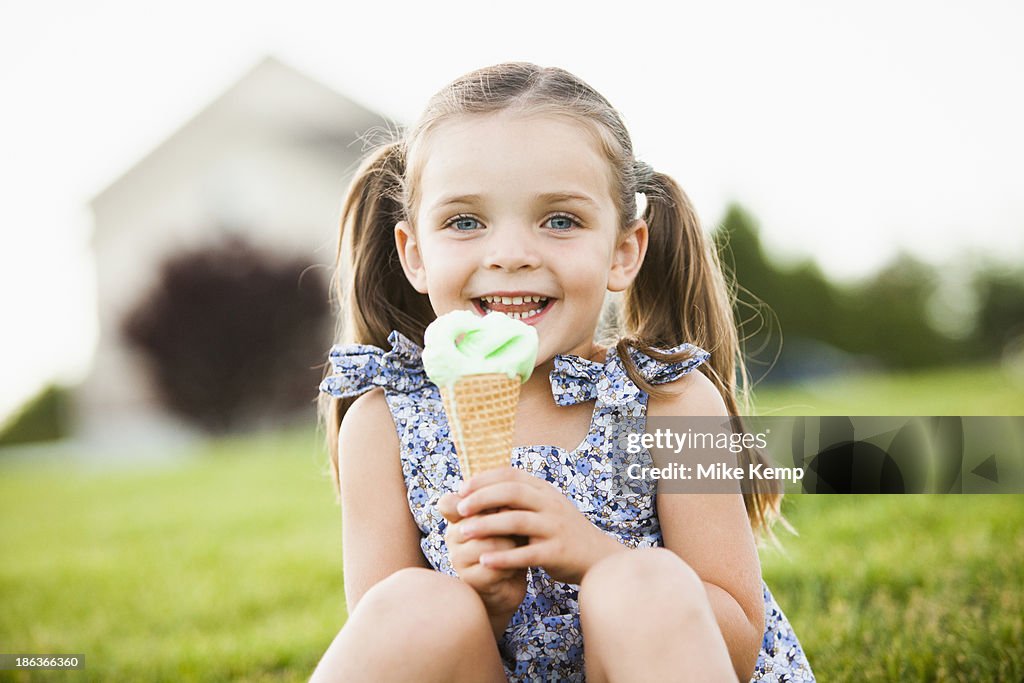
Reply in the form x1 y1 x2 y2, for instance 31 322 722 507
394 220 428 293
608 218 648 292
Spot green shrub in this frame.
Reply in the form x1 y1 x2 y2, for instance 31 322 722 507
0 384 70 446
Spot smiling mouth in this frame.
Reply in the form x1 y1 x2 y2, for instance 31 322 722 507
473 294 555 321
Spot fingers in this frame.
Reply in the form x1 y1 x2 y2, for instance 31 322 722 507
448 537 515 567
456 481 545 518
460 465 542 496
459 559 518 589
479 542 550 571
447 536 519 584
458 509 547 541
437 492 463 523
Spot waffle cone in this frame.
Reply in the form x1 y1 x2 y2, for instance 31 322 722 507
440 373 521 479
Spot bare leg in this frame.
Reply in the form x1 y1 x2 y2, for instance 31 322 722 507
309 567 507 683
580 548 738 683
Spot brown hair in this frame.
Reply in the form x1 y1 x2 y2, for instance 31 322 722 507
318 62 785 542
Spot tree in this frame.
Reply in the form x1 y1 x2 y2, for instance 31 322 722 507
122 234 331 432
972 265 1024 356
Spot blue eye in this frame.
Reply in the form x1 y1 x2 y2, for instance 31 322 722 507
546 214 581 231
446 215 481 231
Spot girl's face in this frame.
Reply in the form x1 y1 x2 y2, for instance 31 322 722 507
396 111 647 364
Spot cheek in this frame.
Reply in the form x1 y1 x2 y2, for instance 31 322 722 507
419 237 461 270
421 243 476 294
557 243 613 288
417 233 441 258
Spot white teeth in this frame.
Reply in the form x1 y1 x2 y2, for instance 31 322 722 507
478 295 551 320
480 295 549 304
508 308 543 320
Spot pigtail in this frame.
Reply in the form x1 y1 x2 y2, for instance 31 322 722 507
618 171 785 544
317 141 434 499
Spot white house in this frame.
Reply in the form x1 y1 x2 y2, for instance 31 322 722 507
77 56 394 444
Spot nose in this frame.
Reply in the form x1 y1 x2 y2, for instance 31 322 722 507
482 225 542 272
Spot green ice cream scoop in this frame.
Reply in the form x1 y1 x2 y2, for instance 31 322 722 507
422 310 539 387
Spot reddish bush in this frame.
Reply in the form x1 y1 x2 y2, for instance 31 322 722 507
122 235 331 432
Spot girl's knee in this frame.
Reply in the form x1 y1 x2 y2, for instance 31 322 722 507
583 548 701 591
313 569 504 682
354 568 490 643
361 567 452 605
580 548 706 622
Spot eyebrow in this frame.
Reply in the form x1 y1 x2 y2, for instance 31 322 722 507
430 191 599 211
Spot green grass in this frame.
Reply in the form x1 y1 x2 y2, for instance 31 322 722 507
0 428 345 682
750 362 1024 415
1 364 1022 681
762 495 1023 681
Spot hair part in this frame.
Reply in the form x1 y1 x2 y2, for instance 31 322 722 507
318 62 787 544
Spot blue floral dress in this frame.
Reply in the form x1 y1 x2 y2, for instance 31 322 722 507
320 330 815 682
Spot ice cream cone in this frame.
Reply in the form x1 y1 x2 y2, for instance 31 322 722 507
423 310 538 480
440 373 521 479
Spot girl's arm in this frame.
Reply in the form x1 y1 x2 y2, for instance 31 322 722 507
650 371 765 681
337 388 430 613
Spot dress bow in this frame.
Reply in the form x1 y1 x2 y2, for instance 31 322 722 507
548 343 711 407
319 330 428 398
549 349 641 407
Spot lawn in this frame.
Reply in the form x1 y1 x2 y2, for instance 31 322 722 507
763 495 1023 681
750 362 1024 415
1 364 1022 681
0 429 344 682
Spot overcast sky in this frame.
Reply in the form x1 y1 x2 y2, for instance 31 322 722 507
1 0 1022 423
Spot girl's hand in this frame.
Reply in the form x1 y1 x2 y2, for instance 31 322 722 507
454 466 628 585
437 491 527 635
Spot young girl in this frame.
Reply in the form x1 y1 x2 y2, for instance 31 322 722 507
311 63 814 682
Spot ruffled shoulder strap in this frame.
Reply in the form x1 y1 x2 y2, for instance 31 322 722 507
625 341 711 386
550 341 710 407
318 330 429 398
